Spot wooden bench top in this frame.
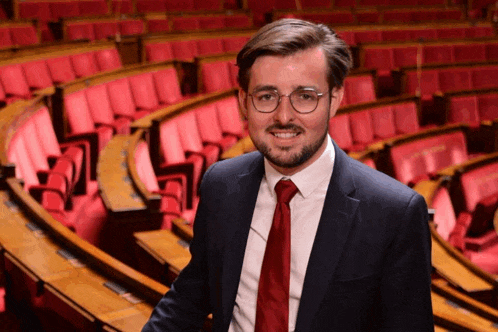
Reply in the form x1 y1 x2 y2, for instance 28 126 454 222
97 135 147 213
134 229 191 276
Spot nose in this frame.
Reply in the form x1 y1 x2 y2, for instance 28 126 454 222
272 95 295 124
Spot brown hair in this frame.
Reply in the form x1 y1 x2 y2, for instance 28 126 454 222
237 18 352 92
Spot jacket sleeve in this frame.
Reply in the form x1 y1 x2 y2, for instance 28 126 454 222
378 193 434 331
142 166 215 332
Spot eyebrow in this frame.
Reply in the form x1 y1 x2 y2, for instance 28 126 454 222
251 85 321 93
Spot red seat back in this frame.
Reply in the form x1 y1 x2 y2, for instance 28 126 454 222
172 17 200 31
454 44 486 63
85 84 115 126
46 56 76 84
0 64 31 99
460 162 498 212
447 96 480 126
64 91 96 134
329 114 354 151
478 94 498 121
94 49 122 71
134 141 160 193
166 0 195 11
22 60 53 90
392 47 417 68
94 22 118 40
67 23 95 41
146 43 174 62
423 45 454 64
71 52 99 78
393 102 420 135
147 19 170 33
370 106 396 139
215 97 245 137
198 17 225 30
153 68 183 105
120 20 144 36
363 48 393 71
160 120 187 164
106 78 137 118
171 40 199 60
128 73 159 110
223 37 250 52
197 39 224 56
50 2 80 19
343 75 376 104
432 187 457 241
11 26 38 46
201 62 232 93
195 104 224 143
438 69 472 92
175 111 205 154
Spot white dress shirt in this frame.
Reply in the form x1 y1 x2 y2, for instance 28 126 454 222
228 135 335 332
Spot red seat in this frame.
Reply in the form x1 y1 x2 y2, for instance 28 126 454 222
329 114 364 152
94 22 118 40
198 17 226 30
301 0 331 7
146 43 174 62
194 0 222 10
453 44 486 63
353 31 382 44
171 40 199 60
147 19 171 33
382 11 413 23
78 0 109 16
107 78 148 121
370 106 397 140
22 60 53 90
0 28 12 47
85 84 131 135
349 110 375 146
363 48 393 72
393 102 420 135
447 96 480 126
160 119 204 208
165 0 195 11
134 141 185 229
381 30 412 42
224 15 252 28
337 31 355 46
472 67 498 89
175 111 221 170
223 37 250 52
404 70 438 99
197 39 224 56
171 17 200 31
49 2 80 19
195 104 238 152
136 0 167 12
32 106 89 194
437 28 466 39
10 26 38 46
128 73 160 111
64 91 113 152
200 61 232 93
410 28 438 41
215 97 247 139
467 26 493 38
94 48 122 72
478 94 498 121
71 52 99 78
46 56 76 84
423 45 454 64
152 68 184 106
120 19 144 36
66 23 95 41
112 0 134 14
433 187 459 242
343 75 376 105
0 64 32 99
392 47 417 68
18 2 51 21
438 69 472 93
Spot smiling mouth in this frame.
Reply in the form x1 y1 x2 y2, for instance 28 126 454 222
272 132 300 138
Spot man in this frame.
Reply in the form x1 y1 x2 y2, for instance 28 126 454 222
143 19 433 332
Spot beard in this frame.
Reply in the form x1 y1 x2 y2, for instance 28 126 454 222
253 122 329 170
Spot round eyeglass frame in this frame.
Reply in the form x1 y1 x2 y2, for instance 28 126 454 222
248 88 328 114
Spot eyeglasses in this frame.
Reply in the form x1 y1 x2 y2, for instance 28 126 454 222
248 88 327 114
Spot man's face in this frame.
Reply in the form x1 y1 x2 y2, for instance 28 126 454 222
239 46 344 175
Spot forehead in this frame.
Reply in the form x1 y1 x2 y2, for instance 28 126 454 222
248 47 328 91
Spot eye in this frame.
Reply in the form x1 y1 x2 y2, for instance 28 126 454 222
255 92 277 102
295 90 318 101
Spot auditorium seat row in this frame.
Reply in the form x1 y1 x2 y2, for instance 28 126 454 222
272 7 464 25
330 96 425 153
398 62 498 100
0 22 39 48
361 40 498 76
65 18 145 41
58 65 184 162
432 153 498 274
0 43 122 106
337 24 494 46
145 35 250 63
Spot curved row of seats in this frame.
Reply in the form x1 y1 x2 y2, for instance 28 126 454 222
0 21 39 48
0 41 122 105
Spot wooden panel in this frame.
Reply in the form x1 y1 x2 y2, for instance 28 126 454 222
134 229 191 275
97 135 147 212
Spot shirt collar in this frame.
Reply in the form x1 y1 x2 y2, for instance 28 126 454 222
264 135 335 199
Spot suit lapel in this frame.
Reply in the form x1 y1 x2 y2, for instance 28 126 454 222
295 143 360 332
220 153 265 330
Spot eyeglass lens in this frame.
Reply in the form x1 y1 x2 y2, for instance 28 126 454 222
251 89 320 113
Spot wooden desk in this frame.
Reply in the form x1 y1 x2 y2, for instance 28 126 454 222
97 135 147 213
134 229 191 283
220 135 254 160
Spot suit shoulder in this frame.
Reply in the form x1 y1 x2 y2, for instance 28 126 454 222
203 151 263 181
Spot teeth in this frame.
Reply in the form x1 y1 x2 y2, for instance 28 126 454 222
273 132 298 138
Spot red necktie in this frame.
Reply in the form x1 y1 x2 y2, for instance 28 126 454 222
255 179 299 332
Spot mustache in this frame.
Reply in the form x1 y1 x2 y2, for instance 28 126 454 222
265 123 304 132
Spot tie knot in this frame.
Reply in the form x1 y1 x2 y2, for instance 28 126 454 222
275 179 299 204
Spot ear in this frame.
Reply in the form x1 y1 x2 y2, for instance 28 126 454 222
238 89 248 118
328 86 344 118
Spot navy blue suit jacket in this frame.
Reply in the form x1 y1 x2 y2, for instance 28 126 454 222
143 141 434 332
